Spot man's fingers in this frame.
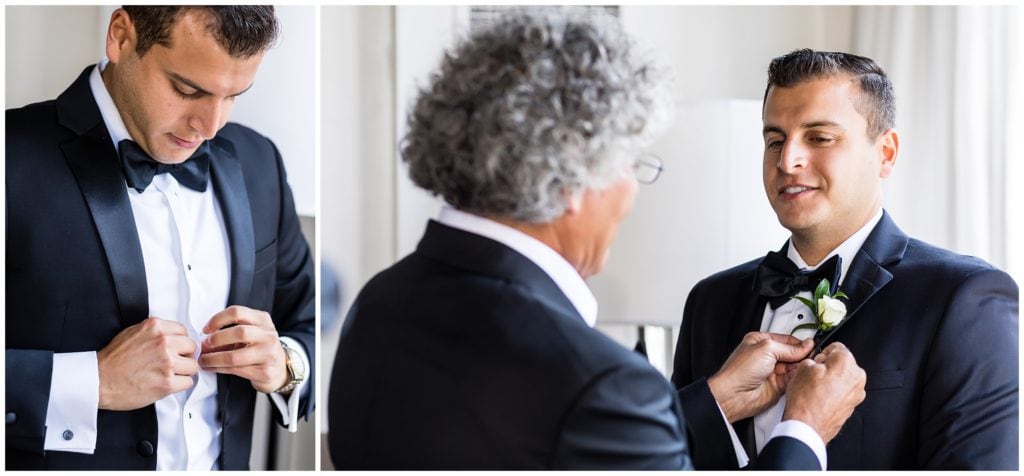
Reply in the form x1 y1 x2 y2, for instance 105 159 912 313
199 347 256 368
164 334 197 357
171 354 200 377
143 316 189 336
202 324 273 353
203 305 272 334
767 332 804 345
167 375 196 395
199 345 272 369
768 337 815 363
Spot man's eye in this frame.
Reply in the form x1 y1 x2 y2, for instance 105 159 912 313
174 86 201 99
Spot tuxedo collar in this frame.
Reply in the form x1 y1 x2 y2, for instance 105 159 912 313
57 65 105 137
415 220 582 323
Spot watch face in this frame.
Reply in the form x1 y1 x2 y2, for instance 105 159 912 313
288 347 307 380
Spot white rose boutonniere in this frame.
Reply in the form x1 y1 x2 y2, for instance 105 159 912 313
790 278 848 335
817 295 847 330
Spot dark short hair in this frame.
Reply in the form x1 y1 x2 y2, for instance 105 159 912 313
121 6 278 58
764 48 895 139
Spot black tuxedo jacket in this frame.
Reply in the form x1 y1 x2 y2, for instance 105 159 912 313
328 220 819 470
5 65 316 470
672 211 1019 469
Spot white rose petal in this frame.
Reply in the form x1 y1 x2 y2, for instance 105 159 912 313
817 296 847 328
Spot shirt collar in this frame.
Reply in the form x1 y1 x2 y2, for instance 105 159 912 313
89 59 132 149
436 206 599 328
787 208 884 286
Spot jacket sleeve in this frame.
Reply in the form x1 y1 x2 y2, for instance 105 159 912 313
552 363 693 469
918 268 1018 469
5 349 54 454
265 141 316 425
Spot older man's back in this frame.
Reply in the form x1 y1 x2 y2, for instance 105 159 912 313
328 221 692 469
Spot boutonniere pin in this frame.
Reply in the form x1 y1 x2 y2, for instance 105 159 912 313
790 278 848 335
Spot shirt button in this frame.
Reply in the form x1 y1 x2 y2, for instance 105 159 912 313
137 439 155 457
187 412 192 419
62 429 74 441
187 264 192 271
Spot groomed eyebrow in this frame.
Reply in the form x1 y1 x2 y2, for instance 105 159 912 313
168 71 253 98
762 120 845 136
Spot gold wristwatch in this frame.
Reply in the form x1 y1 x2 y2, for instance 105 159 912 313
275 340 307 394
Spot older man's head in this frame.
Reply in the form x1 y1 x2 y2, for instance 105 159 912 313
402 8 672 277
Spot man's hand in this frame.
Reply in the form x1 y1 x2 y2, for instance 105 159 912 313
97 317 198 410
708 332 814 422
783 342 866 444
199 305 288 394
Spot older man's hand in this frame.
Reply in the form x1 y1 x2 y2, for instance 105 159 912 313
708 332 815 423
783 342 867 444
199 305 289 394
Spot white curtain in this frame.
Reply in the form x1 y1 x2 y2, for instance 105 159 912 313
851 6 1021 284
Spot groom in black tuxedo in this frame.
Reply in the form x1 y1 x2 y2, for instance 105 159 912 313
672 49 1018 469
6 6 314 469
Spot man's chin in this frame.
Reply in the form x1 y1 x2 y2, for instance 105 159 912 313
152 148 196 165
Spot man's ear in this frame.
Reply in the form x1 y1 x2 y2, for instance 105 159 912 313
562 188 584 215
106 8 136 64
878 128 899 179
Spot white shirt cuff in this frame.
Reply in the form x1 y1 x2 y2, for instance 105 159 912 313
44 352 99 453
769 419 827 470
267 336 310 433
715 401 750 468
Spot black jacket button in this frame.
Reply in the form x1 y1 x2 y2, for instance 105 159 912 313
137 439 155 457
5 412 15 424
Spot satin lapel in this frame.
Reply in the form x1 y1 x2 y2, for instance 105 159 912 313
813 213 906 352
209 140 255 306
812 250 890 352
62 125 150 327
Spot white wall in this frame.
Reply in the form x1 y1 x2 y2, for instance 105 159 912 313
4 5 316 216
319 7 395 455
622 6 853 101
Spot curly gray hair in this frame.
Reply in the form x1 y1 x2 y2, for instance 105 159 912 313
401 7 673 223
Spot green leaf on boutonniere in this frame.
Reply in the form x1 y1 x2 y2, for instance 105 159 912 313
790 322 820 335
793 296 817 311
814 278 831 301
833 291 848 300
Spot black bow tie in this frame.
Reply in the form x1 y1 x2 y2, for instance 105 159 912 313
755 251 842 310
118 139 211 193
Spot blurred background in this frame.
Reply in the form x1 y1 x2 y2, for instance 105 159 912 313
4 5 317 470
320 4 1020 469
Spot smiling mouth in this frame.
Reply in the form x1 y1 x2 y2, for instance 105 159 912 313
169 134 200 149
778 185 818 199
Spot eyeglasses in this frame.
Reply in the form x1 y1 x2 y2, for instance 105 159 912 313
633 153 664 184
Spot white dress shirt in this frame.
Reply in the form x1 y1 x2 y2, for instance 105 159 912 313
750 208 884 467
437 206 826 468
42 61 308 469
